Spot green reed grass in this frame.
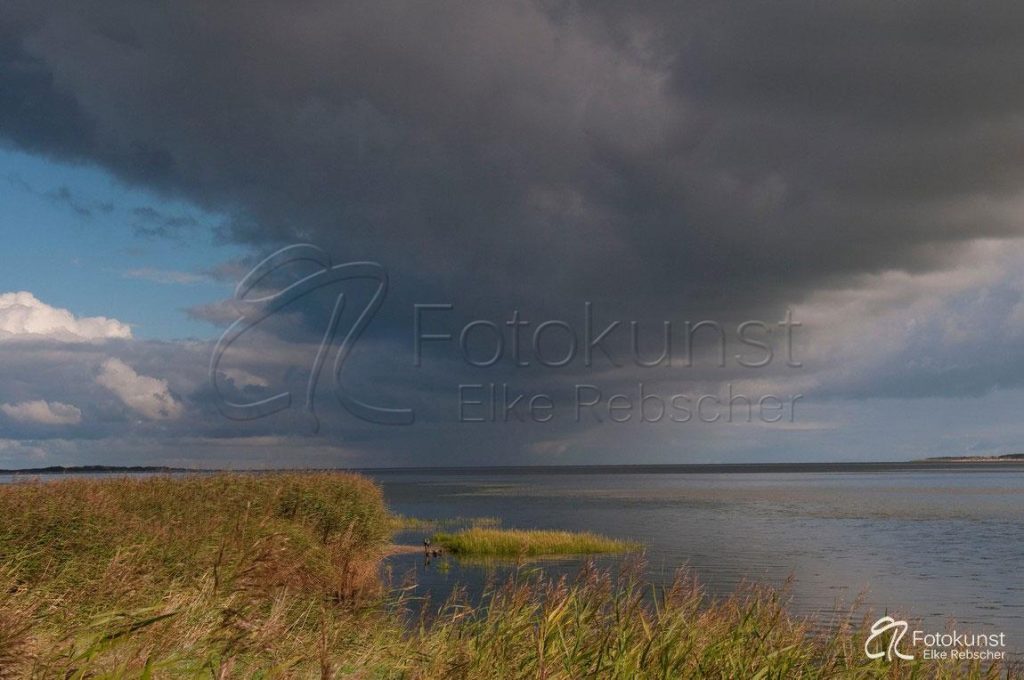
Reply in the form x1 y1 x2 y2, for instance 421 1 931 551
433 527 639 557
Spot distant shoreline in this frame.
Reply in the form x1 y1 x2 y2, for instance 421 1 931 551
4 458 1024 476
0 465 193 475
916 453 1024 463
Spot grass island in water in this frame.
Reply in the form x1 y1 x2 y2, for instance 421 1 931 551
432 527 639 557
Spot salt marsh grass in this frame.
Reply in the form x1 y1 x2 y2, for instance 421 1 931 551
433 527 639 557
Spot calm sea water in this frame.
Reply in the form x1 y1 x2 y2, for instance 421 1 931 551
369 465 1024 655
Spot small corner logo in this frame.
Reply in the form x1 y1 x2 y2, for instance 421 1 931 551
865 616 915 661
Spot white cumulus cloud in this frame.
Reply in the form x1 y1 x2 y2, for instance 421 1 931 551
0 400 83 425
96 358 183 420
0 291 132 341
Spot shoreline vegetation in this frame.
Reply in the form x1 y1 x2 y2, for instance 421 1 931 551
0 473 1016 677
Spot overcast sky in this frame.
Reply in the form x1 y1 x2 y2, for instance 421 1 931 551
1 1 1024 467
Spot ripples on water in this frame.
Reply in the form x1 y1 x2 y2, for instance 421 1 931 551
371 466 1024 655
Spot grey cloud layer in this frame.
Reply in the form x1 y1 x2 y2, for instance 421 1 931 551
2 1 1024 463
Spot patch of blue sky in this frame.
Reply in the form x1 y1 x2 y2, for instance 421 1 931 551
0 146 249 340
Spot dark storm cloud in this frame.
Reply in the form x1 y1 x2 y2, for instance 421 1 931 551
5 0 1021 319
0 21 94 158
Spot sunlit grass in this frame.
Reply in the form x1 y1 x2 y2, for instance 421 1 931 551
0 472 390 675
433 527 640 557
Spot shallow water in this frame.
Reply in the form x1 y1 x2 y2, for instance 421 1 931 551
370 466 1024 655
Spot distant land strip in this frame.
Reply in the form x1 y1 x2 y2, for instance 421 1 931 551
2 457 1024 476
0 465 195 475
